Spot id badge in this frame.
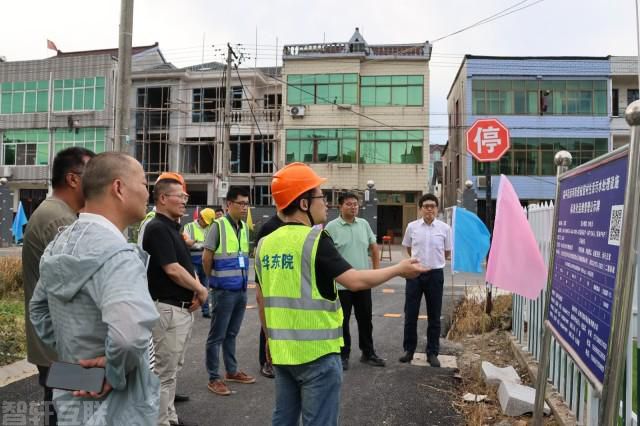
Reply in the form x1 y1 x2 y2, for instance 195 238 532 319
238 256 246 268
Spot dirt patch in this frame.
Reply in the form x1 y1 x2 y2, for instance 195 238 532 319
450 294 558 425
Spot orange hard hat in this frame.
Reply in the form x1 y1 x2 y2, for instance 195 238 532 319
156 172 187 193
271 162 327 210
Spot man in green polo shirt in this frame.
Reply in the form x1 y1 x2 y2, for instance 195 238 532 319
325 192 385 370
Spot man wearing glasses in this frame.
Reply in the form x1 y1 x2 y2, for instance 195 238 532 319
203 186 256 396
399 193 451 367
325 192 385 370
143 177 208 426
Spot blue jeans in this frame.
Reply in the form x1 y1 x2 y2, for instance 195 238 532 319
193 262 210 316
205 289 247 380
272 354 343 426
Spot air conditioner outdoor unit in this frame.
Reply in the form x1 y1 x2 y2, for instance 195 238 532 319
476 176 487 188
289 105 305 118
0 166 12 178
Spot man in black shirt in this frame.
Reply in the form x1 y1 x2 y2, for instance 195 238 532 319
254 213 284 378
143 177 208 426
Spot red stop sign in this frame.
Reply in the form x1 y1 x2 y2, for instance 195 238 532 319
466 118 510 162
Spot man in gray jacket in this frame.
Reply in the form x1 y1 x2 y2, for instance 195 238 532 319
30 152 160 426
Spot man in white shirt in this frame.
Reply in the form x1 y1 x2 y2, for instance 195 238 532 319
399 193 451 367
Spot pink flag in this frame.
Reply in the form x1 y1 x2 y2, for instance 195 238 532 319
486 175 547 300
193 206 199 220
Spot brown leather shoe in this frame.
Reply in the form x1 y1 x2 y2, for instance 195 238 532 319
207 379 231 396
225 371 256 384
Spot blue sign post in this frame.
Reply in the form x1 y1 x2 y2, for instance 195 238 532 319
547 152 628 389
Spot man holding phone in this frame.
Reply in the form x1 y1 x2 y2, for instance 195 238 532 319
30 152 160 425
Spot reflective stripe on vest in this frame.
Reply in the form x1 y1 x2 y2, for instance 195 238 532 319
209 216 249 290
255 225 343 365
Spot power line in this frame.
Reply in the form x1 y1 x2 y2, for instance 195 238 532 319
431 0 546 43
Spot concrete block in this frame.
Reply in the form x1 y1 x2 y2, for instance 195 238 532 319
438 355 458 369
498 381 550 417
481 361 521 386
0 359 38 387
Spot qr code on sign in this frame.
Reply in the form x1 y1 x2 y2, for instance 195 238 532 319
608 205 624 246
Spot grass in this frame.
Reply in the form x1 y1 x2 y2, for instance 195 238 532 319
0 256 26 366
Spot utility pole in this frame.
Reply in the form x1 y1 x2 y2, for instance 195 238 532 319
114 0 134 153
215 43 237 204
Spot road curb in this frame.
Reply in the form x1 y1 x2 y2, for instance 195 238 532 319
508 335 577 425
0 358 38 388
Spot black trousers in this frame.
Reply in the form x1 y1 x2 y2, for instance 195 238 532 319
259 327 268 366
338 289 375 359
402 269 444 356
37 365 58 426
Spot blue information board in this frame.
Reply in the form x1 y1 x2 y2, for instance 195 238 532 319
548 153 628 387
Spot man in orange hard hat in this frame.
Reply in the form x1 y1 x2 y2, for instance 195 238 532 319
255 162 427 425
137 172 188 246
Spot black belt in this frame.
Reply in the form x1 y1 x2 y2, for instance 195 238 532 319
155 299 192 309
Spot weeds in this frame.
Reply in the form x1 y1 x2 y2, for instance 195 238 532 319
0 257 23 298
447 292 512 340
0 257 26 365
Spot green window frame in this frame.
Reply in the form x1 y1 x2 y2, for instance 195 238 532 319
471 79 608 116
472 137 609 176
285 129 357 163
286 74 358 105
360 75 423 107
359 130 423 164
0 80 49 114
2 129 49 165
53 77 105 112
54 127 106 154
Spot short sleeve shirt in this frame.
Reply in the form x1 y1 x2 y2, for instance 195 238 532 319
402 218 452 269
325 216 376 270
143 212 195 302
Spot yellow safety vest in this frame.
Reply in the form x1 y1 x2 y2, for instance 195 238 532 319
255 225 343 365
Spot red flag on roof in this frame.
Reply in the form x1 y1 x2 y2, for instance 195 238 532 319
47 39 58 51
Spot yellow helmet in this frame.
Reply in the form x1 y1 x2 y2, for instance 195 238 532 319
200 208 216 225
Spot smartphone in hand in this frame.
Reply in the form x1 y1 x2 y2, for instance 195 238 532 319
46 361 105 393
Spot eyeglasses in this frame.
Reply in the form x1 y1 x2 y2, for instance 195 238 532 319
230 200 250 207
165 193 189 202
310 195 327 202
343 202 359 207
422 203 438 209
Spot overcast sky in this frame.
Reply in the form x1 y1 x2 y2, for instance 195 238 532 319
1 0 637 143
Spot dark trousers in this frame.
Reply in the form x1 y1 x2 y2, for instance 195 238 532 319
37 365 57 426
259 327 268 366
402 269 444 356
338 289 375 359
193 262 210 316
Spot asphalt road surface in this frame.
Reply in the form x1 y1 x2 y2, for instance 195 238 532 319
1 252 482 425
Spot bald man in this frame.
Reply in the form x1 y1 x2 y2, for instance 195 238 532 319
30 152 160 426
